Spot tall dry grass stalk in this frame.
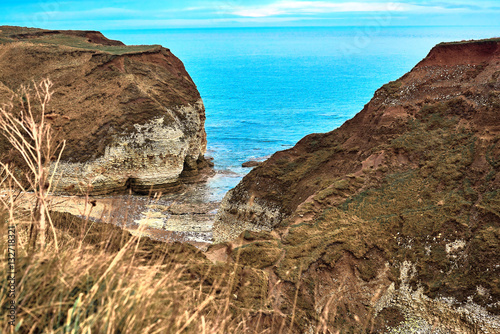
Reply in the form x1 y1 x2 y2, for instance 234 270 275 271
0 78 65 252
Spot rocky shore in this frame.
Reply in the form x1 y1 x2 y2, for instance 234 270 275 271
6 176 220 249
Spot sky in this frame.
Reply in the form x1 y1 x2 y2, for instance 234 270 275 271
1 0 500 30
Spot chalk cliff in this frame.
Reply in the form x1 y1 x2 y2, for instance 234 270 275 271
212 38 500 332
0 26 210 195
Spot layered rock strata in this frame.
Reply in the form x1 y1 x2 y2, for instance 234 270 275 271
213 38 500 332
0 26 210 195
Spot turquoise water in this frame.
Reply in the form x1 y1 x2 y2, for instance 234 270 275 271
104 26 499 199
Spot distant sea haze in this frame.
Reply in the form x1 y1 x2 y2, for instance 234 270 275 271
105 26 500 197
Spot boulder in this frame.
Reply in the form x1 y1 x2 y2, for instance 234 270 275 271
241 160 261 168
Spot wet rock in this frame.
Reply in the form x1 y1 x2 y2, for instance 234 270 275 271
242 160 262 168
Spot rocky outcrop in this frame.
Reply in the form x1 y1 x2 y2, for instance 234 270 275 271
0 26 210 195
242 160 262 168
213 38 500 332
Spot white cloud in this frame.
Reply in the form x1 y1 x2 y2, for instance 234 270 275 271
226 1 450 18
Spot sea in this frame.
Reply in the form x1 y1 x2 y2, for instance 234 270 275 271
103 26 499 202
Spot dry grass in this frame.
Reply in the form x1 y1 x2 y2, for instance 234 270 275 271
0 210 271 333
0 79 65 252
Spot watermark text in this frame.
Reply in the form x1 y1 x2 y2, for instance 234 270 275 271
7 224 16 326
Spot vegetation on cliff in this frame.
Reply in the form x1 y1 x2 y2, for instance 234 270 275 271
213 38 500 333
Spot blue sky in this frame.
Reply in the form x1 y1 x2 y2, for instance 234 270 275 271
1 1 500 30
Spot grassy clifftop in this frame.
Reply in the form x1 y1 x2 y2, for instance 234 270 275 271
0 26 160 55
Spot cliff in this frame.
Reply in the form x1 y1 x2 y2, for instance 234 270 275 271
212 39 500 332
0 26 210 195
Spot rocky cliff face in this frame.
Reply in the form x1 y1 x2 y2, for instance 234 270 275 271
213 39 500 332
0 26 210 195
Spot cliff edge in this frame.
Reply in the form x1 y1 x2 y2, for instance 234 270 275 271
212 38 500 332
0 26 210 195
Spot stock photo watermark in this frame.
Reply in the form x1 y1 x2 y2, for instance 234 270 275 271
214 1 403 57
21 0 62 28
339 2 403 57
6 223 16 327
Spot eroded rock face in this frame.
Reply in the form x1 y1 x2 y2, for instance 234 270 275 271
213 38 500 332
0 26 210 195
52 101 207 195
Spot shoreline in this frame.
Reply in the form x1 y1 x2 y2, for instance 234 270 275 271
1 171 237 250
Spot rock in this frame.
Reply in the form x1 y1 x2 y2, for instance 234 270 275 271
0 26 211 195
241 160 261 168
214 38 500 332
